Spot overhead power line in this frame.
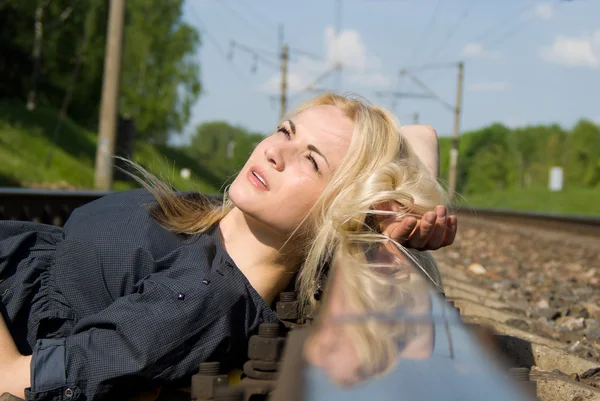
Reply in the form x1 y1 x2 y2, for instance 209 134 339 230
187 3 253 86
216 1 274 44
481 0 574 52
228 41 279 71
233 1 278 34
408 0 443 66
470 2 532 45
430 1 477 61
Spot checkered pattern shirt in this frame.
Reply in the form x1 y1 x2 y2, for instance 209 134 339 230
0 189 279 401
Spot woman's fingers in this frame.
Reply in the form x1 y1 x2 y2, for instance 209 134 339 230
384 216 417 244
442 215 458 246
405 211 437 250
423 206 447 250
381 205 458 251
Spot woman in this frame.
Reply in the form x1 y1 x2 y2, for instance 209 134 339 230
0 93 456 400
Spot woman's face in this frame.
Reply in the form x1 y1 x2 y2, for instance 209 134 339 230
229 105 353 235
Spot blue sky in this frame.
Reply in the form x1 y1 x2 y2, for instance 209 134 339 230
172 0 600 144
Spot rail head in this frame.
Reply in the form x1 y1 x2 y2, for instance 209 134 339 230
1 188 598 231
0 187 112 199
455 206 600 226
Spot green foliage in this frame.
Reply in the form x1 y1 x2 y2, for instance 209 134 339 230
438 119 600 201
0 101 219 193
566 119 600 187
0 0 202 143
189 121 265 184
458 187 600 215
120 0 201 143
457 123 512 193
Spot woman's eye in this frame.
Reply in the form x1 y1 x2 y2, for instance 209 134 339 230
277 126 291 138
307 154 320 174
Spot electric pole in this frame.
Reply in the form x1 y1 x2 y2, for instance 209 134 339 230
280 44 289 121
398 62 465 202
227 25 291 122
447 62 464 202
27 0 50 110
94 0 125 190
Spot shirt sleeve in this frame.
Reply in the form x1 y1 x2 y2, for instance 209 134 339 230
25 274 230 401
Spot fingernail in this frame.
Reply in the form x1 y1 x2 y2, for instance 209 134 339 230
436 206 446 218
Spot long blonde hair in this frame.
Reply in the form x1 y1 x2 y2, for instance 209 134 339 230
308 238 438 384
130 93 446 310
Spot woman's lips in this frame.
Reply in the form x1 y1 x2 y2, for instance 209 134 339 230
247 168 269 190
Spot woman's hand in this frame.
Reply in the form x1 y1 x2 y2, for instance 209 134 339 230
380 205 457 251
1 315 30 400
0 355 30 400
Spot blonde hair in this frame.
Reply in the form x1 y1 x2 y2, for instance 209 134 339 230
309 238 439 383
129 93 447 311
289 94 446 312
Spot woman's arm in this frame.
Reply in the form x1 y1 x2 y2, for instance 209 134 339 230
10 271 237 401
381 124 457 250
400 124 440 179
0 314 30 399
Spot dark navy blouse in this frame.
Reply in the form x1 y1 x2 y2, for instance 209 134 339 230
0 189 279 401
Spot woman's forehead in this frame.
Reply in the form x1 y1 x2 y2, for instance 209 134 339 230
293 105 354 137
291 106 354 166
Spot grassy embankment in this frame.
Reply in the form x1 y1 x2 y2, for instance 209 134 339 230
0 102 223 193
456 187 600 215
1 102 598 215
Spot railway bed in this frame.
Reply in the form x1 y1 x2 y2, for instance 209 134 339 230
1 189 599 400
433 213 600 400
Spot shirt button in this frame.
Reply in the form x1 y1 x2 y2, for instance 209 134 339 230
177 293 185 300
64 388 74 398
202 279 210 285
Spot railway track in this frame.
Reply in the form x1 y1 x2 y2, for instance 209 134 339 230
1 188 599 400
455 206 600 237
1 187 598 232
433 212 600 401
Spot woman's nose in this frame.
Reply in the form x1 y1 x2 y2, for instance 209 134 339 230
264 144 285 171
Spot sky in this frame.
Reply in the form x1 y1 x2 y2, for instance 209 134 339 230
171 0 600 145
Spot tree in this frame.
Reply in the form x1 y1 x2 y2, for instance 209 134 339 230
457 123 512 193
189 121 264 182
567 119 600 187
120 0 201 144
0 1 202 142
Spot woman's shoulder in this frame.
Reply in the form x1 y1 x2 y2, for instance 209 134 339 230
62 188 216 241
65 188 154 220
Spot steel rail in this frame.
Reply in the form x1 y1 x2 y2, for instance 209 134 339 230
0 188 598 235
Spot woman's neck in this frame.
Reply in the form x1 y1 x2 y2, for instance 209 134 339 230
219 207 301 305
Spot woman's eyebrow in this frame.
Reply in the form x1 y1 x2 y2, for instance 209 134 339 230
308 144 330 168
284 119 296 134
284 119 330 168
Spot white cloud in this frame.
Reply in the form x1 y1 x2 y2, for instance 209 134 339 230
262 72 314 94
347 72 391 87
261 26 390 94
468 82 509 93
460 43 500 59
324 27 382 71
540 31 600 68
534 3 554 20
505 117 526 129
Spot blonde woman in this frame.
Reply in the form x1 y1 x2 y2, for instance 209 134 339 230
0 93 455 401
